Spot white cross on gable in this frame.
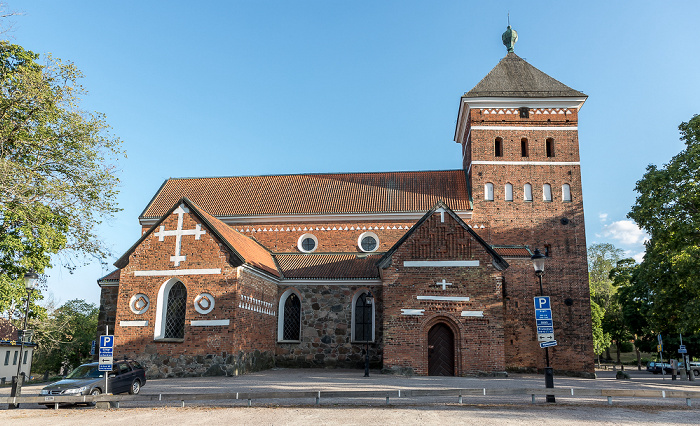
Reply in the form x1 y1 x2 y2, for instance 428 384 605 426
435 279 453 290
154 204 206 266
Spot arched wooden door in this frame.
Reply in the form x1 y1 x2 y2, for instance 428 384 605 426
428 322 455 376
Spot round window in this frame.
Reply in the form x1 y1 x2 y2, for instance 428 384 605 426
297 233 318 253
357 231 379 253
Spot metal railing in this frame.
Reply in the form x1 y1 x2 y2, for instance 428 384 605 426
3 387 700 409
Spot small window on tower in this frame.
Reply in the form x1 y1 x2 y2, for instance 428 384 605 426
546 138 555 157
543 184 552 202
519 107 529 118
562 184 572 202
484 182 494 201
494 138 503 157
504 183 513 201
524 183 533 201
521 138 529 157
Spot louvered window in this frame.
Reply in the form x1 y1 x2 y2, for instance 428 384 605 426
282 293 301 341
354 293 373 342
164 282 187 339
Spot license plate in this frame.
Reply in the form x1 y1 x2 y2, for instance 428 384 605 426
44 396 55 401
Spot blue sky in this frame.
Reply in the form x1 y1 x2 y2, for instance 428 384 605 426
6 1 699 306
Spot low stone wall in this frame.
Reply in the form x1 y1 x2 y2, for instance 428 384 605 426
139 350 275 379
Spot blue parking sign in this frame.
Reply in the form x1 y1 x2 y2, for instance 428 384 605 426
534 296 551 310
99 335 114 348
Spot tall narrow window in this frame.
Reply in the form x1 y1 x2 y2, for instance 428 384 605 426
543 184 552 201
3 350 9 365
494 137 503 157
524 183 533 201
12 350 18 365
521 138 529 157
546 138 555 157
484 182 494 201
23 350 28 364
505 183 513 201
353 292 374 342
562 184 572 202
282 293 301 341
164 282 187 339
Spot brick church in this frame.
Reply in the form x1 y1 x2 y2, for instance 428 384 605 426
98 27 594 378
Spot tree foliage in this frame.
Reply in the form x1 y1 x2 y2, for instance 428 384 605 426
587 243 625 358
31 299 98 375
0 41 123 314
628 114 700 333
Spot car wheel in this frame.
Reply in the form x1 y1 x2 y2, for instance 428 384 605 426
694 370 699 377
129 379 141 395
87 388 101 406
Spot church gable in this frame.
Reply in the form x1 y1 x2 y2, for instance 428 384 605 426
378 202 507 270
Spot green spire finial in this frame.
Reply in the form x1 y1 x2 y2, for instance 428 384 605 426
502 25 518 53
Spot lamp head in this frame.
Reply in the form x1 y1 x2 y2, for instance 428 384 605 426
23 270 39 292
531 249 546 275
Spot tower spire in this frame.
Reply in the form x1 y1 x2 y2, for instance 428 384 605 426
502 25 518 53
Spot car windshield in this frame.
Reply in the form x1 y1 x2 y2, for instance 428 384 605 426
66 365 103 379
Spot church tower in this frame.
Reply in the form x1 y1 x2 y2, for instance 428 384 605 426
454 27 594 373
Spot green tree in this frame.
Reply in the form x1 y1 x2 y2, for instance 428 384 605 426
628 114 700 334
587 243 624 362
0 41 123 314
31 299 98 375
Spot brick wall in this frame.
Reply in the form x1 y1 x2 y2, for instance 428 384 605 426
381 212 505 376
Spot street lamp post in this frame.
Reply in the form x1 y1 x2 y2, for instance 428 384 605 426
531 249 555 403
364 290 374 378
9 270 39 409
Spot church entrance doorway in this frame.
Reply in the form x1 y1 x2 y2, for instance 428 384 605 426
427 322 454 376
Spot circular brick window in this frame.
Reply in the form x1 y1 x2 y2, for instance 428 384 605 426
358 231 379 253
297 233 318 253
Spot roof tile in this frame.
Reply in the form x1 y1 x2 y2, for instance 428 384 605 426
141 170 470 219
276 254 381 279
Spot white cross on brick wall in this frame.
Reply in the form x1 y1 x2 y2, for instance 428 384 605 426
154 204 206 266
435 279 453 290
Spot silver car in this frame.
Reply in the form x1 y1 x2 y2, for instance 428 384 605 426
40 360 146 406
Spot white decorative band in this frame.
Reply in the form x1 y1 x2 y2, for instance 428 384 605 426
461 311 484 317
120 320 148 327
470 126 578 131
404 261 479 267
191 320 230 326
417 296 470 302
471 161 580 166
401 309 425 316
239 294 276 316
134 268 222 277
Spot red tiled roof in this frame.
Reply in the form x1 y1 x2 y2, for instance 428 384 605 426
276 254 381 279
493 246 531 258
189 201 281 277
141 170 471 219
98 270 120 282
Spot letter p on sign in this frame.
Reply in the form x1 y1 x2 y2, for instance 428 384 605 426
534 297 550 310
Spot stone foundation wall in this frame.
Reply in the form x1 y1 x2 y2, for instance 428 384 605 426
138 349 275 379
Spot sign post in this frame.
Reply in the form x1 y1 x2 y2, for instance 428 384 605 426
99 327 114 395
534 295 555 403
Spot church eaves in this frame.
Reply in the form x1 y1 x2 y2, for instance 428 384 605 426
464 52 587 99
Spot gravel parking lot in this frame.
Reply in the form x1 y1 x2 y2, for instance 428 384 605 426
1 368 699 424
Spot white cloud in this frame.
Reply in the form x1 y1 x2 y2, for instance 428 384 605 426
599 212 608 222
627 251 645 263
598 220 648 245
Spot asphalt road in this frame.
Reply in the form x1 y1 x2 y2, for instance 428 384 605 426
1 367 699 424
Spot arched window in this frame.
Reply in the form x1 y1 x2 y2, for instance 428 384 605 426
154 279 187 341
521 138 529 157
543 184 552 202
164 282 187 339
562 184 572 202
494 137 503 157
504 183 513 201
352 291 374 342
278 289 301 341
524 183 533 201
484 182 494 201
546 138 555 157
